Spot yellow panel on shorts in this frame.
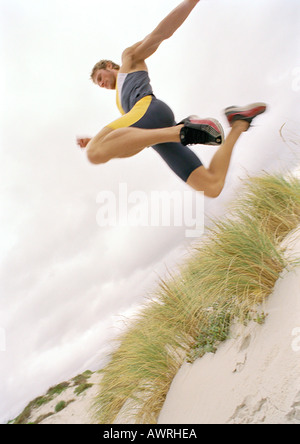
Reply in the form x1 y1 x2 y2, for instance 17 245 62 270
107 96 153 130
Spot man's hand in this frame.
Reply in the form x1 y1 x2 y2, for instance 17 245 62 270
76 137 91 149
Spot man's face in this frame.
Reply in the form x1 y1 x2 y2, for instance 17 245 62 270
93 68 116 90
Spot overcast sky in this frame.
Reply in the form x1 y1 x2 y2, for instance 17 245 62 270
0 0 299 423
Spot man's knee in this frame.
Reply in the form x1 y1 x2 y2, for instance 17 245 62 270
192 179 224 198
187 167 224 198
86 142 110 165
86 149 109 164
86 128 113 164
205 180 224 198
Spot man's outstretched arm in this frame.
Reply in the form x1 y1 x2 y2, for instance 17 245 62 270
123 0 200 64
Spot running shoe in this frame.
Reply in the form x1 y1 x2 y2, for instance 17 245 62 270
178 116 224 146
225 103 267 128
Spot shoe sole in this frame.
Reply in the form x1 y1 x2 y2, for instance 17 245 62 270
225 103 267 125
188 116 225 145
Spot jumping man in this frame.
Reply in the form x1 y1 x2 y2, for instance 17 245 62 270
77 0 266 198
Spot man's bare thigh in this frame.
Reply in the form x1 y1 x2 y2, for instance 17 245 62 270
91 126 114 144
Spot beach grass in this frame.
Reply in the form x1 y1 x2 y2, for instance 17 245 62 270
93 171 300 424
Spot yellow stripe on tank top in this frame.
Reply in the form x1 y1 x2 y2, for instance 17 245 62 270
107 95 153 130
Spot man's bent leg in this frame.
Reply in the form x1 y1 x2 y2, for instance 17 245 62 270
86 125 182 164
186 121 249 197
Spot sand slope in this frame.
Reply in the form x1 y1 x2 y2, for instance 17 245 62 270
158 234 300 424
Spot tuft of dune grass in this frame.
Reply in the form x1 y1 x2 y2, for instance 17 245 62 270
93 172 300 424
234 172 300 242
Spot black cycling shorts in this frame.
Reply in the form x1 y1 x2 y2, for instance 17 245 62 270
106 95 203 182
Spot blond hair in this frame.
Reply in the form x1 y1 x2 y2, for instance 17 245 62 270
90 60 120 82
